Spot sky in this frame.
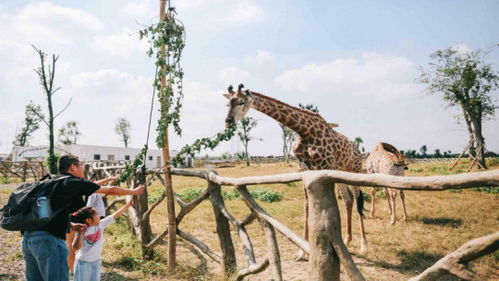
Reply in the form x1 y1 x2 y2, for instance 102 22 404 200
0 0 498 157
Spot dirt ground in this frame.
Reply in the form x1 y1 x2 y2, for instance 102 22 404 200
0 160 498 281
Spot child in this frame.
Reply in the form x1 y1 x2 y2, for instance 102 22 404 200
70 199 134 281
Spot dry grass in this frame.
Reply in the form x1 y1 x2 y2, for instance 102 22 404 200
0 160 498 280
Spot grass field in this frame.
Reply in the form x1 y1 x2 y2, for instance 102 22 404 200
0 159 498 281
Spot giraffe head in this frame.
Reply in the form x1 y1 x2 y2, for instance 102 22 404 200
223 83 254 128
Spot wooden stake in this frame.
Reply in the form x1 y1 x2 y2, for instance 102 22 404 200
159 0 176 272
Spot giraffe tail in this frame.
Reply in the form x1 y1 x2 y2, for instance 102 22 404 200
357 191 364 218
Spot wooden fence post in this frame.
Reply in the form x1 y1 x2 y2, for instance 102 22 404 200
304 174 365 281
209 180 237 277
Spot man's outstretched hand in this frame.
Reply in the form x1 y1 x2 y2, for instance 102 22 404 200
132 185 145 195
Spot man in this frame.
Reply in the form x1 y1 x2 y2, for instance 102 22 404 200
21 155 145 281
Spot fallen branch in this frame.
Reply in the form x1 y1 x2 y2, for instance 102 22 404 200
409 231 499 281
177 229 222 264
235 258 270 281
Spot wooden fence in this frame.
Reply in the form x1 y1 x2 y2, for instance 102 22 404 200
86 161 499 281
0 161 46 181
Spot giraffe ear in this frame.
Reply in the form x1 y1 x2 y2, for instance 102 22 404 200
228 85 234 94
223 93 231 99
244 89 252 97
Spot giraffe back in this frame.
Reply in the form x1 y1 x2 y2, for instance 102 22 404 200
366 142 406 176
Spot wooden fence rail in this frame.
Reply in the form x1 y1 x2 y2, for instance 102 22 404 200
83 161 499 281
0 161 46 181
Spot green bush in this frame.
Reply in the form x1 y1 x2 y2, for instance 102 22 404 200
249 188 283 203
286 182 297 187
472 187 499 194
222 187 282 202
148 188 164 204
177 188 204 202
409 168 424 173
0 176 10 184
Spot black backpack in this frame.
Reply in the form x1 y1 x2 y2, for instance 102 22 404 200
0 174 70 231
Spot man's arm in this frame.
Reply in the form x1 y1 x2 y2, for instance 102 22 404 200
94 176 118 186
94 185 145 196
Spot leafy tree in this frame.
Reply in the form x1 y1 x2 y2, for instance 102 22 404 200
420 46 498 168
434 149 442 158
13 102 43 146
237 117 258 166
31 46 72 173
420 145 428 157
279 124 297 163
298 103 320 113
58 121 81 145
114 117 131 148
353 137 365 152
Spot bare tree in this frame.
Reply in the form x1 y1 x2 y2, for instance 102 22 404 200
31 46 72 173
58 121 81 145
114 117 131 148
13 102 44 147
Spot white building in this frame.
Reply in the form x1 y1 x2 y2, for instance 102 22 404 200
11 144 173 168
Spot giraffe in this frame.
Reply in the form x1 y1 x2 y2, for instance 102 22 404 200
366 142 408 225
223 84 368 255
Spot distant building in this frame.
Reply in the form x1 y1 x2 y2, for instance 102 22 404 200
0 153 10 161
10 144 181 169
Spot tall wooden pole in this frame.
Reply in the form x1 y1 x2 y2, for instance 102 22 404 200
160 0 177 272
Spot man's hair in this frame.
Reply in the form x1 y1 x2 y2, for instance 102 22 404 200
70 206 97 224
58 155 80 173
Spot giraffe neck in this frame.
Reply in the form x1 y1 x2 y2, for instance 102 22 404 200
248 91 325 138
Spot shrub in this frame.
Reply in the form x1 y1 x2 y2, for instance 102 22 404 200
286 182 297 187
177 188 204 202
472 187 499 194
409 168 424 173
250 188 283 203
223 187 282 202
0 176 10 184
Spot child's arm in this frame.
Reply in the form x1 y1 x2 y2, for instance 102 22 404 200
112 199 135 219
72 227 86 251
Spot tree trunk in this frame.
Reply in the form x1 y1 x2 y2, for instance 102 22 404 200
245 143 250 166
461 105 476 157
128 171 154 259
473 120 487 169
47 93 57 174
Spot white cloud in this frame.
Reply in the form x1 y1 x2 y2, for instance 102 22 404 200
244 50 274 64
275 52 423 102
91 28 149 57
451 43 471 56
0 2 103 46
217 67 251 84
225 0 265 24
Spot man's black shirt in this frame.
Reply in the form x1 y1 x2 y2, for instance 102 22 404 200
39 174 100 240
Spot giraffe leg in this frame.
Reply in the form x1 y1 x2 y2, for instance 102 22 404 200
389 189 397 225
352 186 368 253
400 190 408 222
385 187 393 216
339 184 353 246
295 185 309 261
370 187 376 217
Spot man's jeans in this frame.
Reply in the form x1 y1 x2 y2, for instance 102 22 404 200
22 231 69 281
74 259 102 281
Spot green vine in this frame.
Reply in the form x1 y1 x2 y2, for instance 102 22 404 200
117 145 148 184
116 6 237 183
170 125 237 167
139 11 185 147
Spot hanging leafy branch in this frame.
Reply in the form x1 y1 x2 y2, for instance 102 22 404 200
139 11 185 147
170 125 237 167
